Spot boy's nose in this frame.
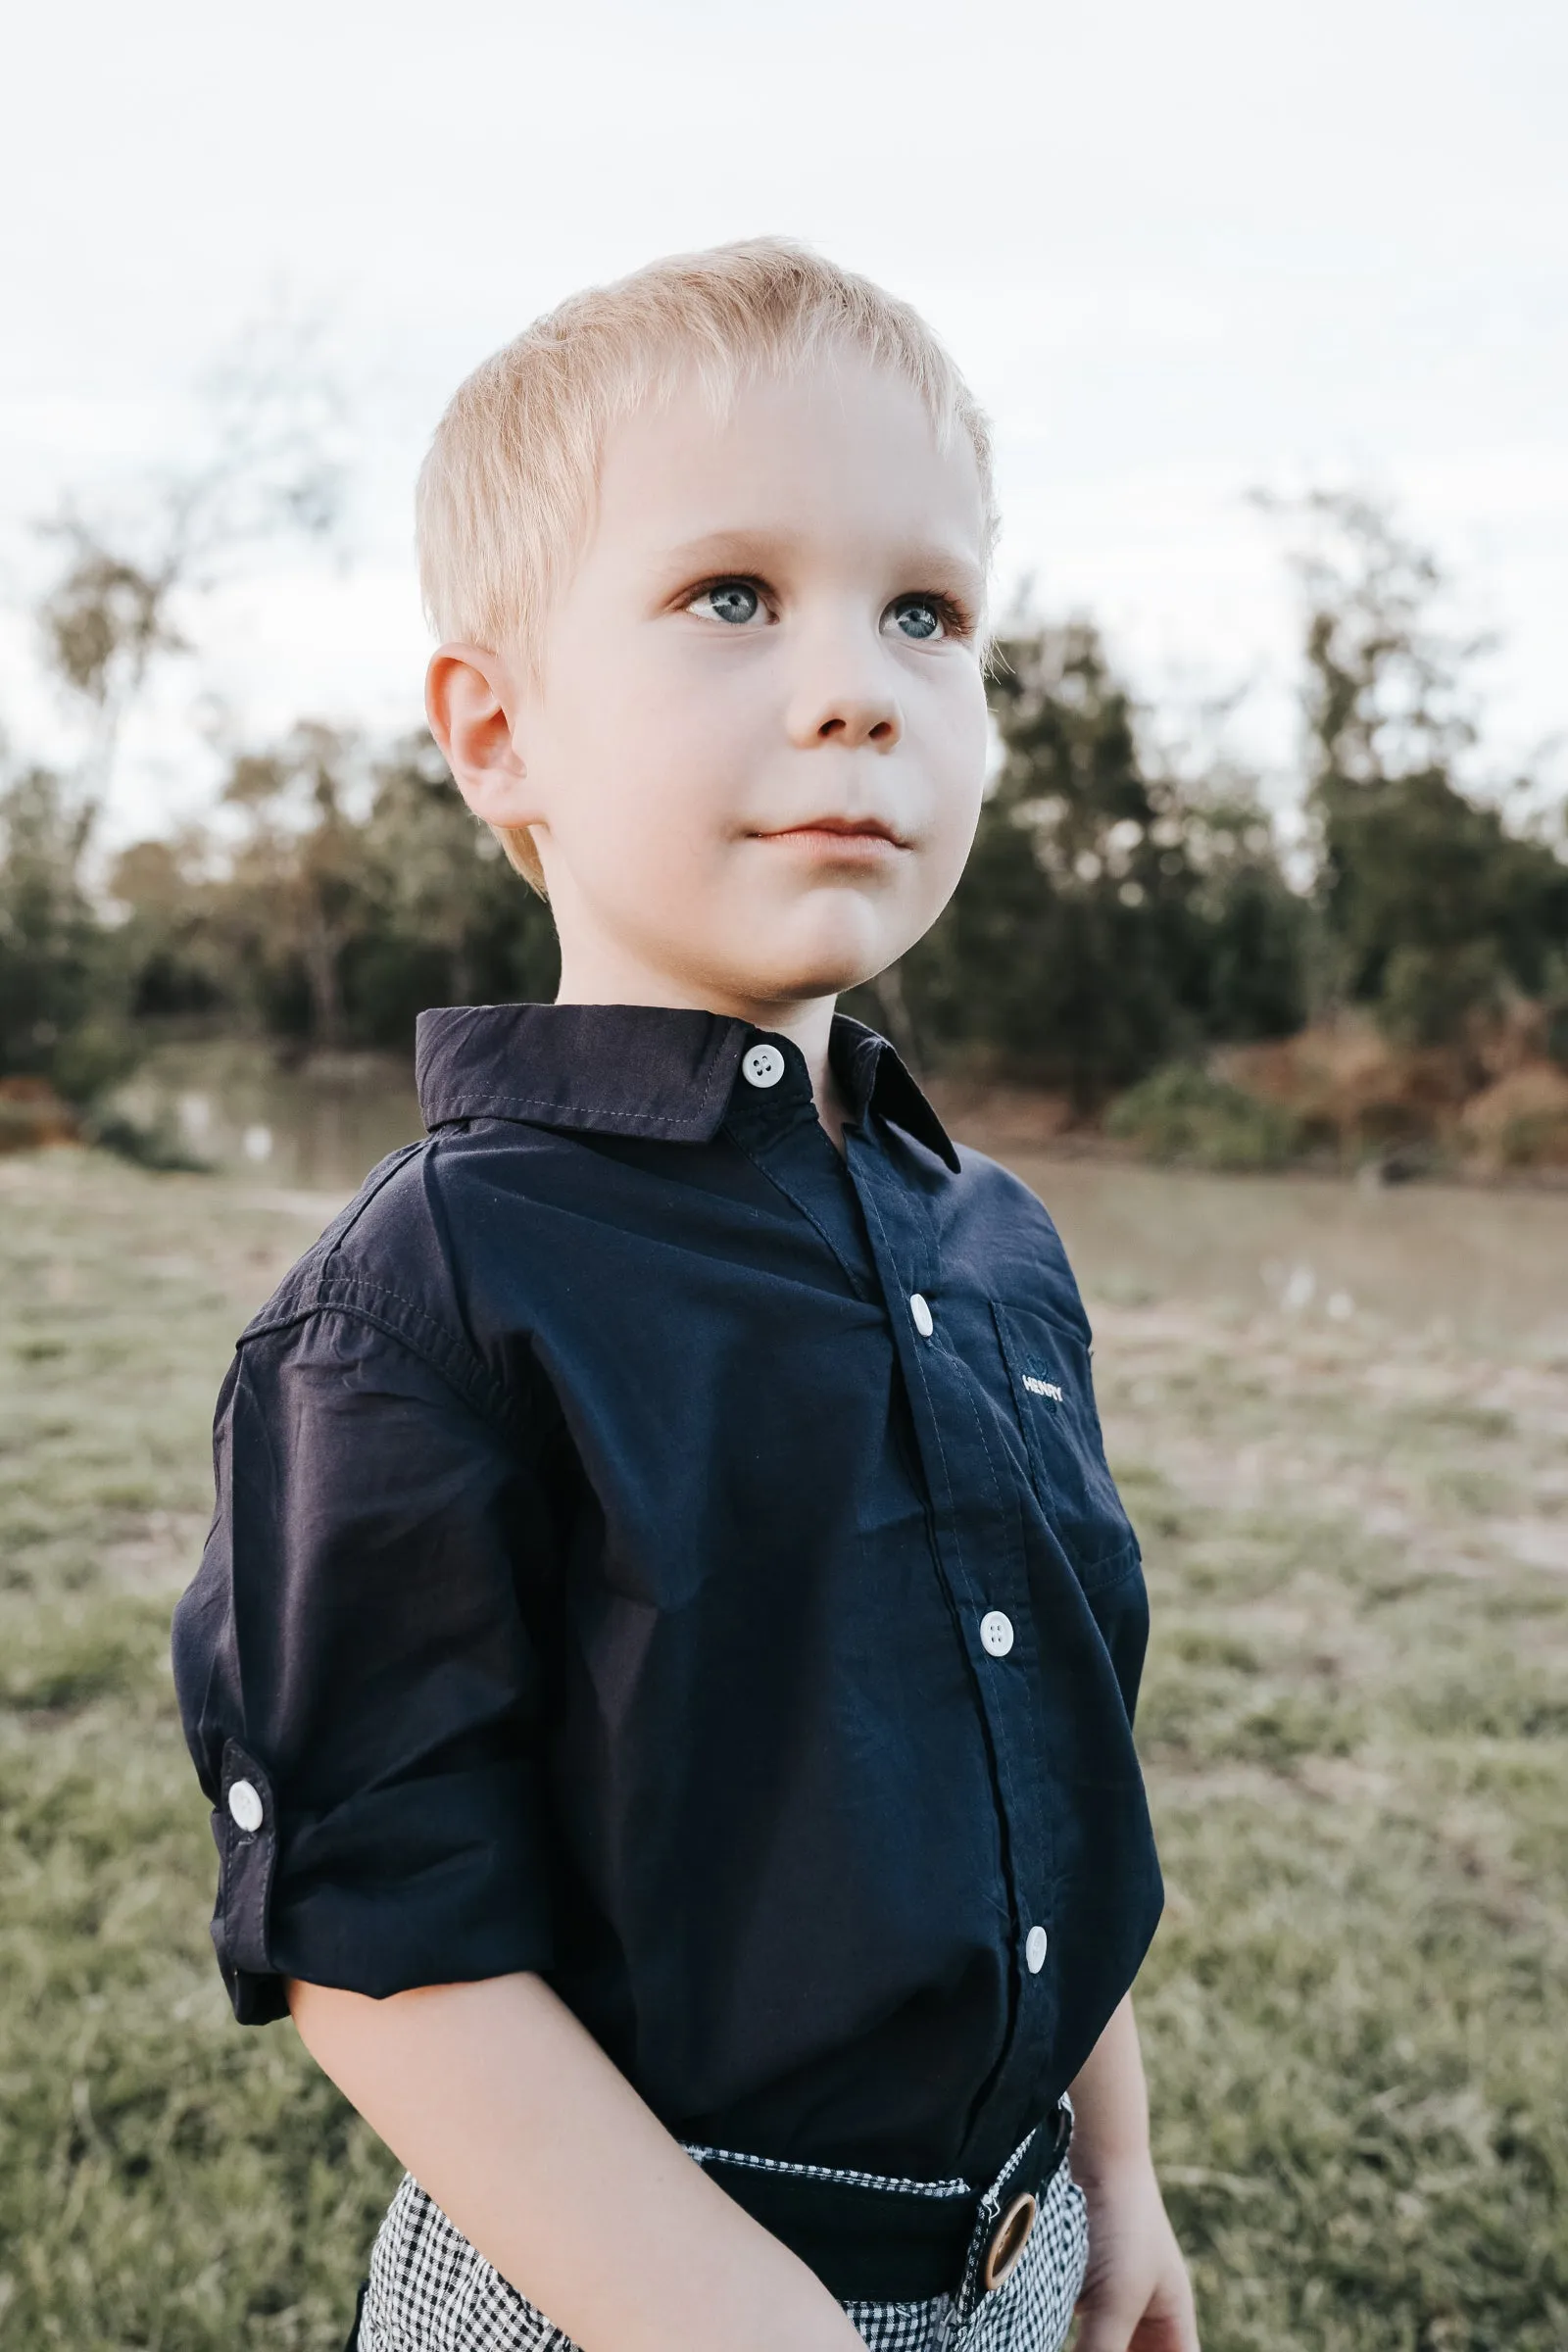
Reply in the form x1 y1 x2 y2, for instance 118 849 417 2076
785 686 906 748
786 656 903 752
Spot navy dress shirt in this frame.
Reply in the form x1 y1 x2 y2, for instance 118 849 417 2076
172 1004 1162 2187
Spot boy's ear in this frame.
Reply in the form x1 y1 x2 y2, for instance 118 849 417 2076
426 644 542 828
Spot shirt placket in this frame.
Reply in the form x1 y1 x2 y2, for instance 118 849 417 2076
848 1131 1058 2164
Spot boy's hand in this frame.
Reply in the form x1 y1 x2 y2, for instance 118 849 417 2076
1072 2150 1199 2352
1065 1993 1200 2350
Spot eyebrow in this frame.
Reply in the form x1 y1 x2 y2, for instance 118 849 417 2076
651 528 986 595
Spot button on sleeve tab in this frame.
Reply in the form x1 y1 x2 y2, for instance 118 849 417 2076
909 1293 934 1339
227 1779 265 1834
214 1742 279 1990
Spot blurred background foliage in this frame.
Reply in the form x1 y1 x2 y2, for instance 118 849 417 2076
895 616 1312 1097
2 484 1566 1172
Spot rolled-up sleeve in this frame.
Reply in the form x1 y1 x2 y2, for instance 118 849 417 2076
172 1303 558 2024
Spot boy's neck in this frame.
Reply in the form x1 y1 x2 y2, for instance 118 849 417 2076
553 956 847 1152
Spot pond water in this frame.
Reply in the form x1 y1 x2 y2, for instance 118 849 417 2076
114 1042 1568 1362
1009 1152 1568 1363
111 1043 424 1193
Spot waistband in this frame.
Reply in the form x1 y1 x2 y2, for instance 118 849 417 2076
687 2102 1074 2306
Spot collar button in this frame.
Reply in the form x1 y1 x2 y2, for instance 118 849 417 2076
742 1044 786 1090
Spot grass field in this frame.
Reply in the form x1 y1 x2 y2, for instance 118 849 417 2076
1 1149 1564 2350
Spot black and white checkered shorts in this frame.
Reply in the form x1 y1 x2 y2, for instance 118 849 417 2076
354 2123 1089 2352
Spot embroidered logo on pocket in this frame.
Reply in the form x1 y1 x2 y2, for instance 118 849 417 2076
1022 1375 1064 1401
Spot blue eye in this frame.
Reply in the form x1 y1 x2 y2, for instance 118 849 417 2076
889 597 945 641
694 580 760 625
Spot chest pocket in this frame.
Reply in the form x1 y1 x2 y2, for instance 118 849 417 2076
991 1299 1139 1591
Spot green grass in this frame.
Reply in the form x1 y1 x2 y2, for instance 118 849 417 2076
1095 1302 1568 2349
2 1152 1565 2349
0 1156 397 2349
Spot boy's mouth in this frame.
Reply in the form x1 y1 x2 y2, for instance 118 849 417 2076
755 815 908 853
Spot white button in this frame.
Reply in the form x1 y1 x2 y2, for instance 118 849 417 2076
980 1610 1014 1658
909 1293 934 1338
227 1779 264 1834
742 1043 785 1089
1025 1925 1050 1974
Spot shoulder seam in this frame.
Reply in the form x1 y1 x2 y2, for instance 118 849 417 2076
238 1277 516 1435
318 1139 429 1270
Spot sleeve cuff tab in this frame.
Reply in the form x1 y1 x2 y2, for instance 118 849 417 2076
211 1740 279 1984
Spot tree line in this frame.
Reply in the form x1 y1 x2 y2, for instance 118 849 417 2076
2 493 1565 1121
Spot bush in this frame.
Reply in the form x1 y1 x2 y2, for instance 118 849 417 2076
0 768 137 1101
1106 1063 1304 1170
81 1105 212 1173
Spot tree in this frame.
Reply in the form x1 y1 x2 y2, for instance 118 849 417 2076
4 322 355 1090
1281 492 1568 1045
103 729 561 1057
37 548 187 792
347 733 560 1045
107 832 230 1021
0 765 130 1098
34 319 346 802
216 726 368 1049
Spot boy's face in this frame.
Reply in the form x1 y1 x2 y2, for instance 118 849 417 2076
436 354 990 1019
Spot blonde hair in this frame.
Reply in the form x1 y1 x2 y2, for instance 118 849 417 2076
416 237 997 892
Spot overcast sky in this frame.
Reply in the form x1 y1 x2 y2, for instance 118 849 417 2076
3 0 1566 839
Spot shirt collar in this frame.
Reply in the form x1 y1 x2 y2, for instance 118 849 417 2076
415 1002 959 1172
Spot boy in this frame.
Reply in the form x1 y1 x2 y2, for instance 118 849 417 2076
173 241 1197 2352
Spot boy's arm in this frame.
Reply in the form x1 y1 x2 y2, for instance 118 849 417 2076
1067 1994 1200 2352
289 1969 867 2352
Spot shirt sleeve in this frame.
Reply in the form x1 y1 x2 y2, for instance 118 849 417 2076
172 1303 560 2024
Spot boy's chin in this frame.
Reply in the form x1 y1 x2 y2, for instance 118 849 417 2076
731 943 906 1007
733 906 917 1005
